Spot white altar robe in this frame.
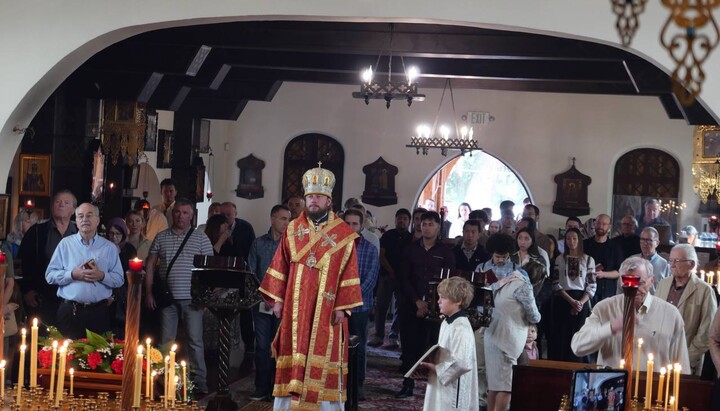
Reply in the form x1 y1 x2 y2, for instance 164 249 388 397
423 314 479 411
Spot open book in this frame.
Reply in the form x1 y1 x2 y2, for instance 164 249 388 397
404 344 442 378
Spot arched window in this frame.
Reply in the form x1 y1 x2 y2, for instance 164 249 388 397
612 148 680 233
417 152 530 237
282 133 345 211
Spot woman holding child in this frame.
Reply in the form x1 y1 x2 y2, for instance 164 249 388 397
485 261 542 411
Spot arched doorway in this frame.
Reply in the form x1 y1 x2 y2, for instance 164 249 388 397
417 152 530 237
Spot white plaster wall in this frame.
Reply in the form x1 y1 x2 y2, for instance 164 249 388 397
212 82 697 236
1 0 719 196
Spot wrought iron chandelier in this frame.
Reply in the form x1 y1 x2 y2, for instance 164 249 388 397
692 158 720 203
610 1 720 106
352 24 425 108
406 79 480 156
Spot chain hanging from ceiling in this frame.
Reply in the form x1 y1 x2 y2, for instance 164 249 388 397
610 1 720 106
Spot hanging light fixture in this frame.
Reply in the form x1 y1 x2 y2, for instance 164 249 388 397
206 148 214 200
693 158 720 203
406 79 480 156
352 24 425 108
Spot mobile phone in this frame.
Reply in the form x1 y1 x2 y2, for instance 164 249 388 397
82 259 96 270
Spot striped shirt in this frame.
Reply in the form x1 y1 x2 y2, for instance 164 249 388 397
353 236 379 313
149 228 213 300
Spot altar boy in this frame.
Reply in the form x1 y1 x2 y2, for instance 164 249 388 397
417 277 479 410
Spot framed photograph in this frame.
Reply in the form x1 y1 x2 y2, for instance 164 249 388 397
19 154 51 196
694 125 720 163
144 110 158 152
0 195 8 239
157 130 174 168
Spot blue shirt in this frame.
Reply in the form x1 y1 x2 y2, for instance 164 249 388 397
46 233 125 304
248 231 281 282
353 236 379 313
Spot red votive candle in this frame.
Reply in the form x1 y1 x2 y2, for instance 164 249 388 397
0 252 5 264
621 275 640 288
129 258 143 272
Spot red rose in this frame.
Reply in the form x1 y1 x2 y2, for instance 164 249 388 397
38 349 53 368
87 352 103 370
111 359 124 374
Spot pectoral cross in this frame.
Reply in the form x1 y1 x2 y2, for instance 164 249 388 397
322 291 336 305
292 225 311 241
321 233 337 247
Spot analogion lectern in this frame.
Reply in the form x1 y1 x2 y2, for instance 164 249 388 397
192 255 261 411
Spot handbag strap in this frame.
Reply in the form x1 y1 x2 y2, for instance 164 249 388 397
163 228 195 283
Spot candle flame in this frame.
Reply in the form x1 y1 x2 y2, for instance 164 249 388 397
20 345 26 352
52 340 58 348
146 337 151 345
69 368 74 375
648 353 654 361
62 340 69 348
0 360 6 369
638 338 643 345
674 363 681 371
151 370 157 377
164 356 169 362
21 328 26 336
174 376 179 382
171 344 177 352
660 367 666 375
32 318 38 327
137 345 143 355
181 360 186 367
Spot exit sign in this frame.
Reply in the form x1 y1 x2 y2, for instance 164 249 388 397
466 111 495 125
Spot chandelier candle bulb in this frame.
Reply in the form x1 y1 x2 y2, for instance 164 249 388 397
30 318 38 387
145 338 152 397
634 338 643 398
69 368 74 396
645 353 654 410
658 367 665 404
17 345 25 405
49 340 58 400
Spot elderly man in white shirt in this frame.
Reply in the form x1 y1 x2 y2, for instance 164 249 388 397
572 256 690 373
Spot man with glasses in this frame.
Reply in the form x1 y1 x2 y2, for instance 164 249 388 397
635 227 670 293
45 203 125 338
572 256 690 372
611 215 641 259
584 214 624 303
656 244 717 375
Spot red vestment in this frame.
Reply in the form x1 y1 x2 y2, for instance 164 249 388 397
259 211 362 410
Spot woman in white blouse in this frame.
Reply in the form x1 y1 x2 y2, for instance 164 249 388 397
549 227 596 362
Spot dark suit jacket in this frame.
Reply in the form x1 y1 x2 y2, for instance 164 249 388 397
226 218 256 261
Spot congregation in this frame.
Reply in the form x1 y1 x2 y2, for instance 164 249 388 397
4 170 720 411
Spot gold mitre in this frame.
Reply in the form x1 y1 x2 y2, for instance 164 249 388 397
302 162 335 198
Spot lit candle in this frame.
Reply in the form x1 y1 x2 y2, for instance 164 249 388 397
49 340 58 400
645 353 654 410
672 363 681 411
129 258 143 272
17 344 25 405
664 363 672 411
669 396 675 410
69 368 74 396
657 367 665 404
174 375 180 406
0 359 6 400
145 338 152 398
634 338 643 398
701 270 706 282
29 318 38 387
0 253 5 264
134 345 143 407
181 360 187 403
150 370 156 401
169 344 177 406
164 355 169 408
55 342 68 407
619 359 625 369
20 328 26 348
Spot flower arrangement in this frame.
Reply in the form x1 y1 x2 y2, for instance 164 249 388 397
39 328 163 375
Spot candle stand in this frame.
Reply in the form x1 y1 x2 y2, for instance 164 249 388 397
122 268 145 411
621 275 639 411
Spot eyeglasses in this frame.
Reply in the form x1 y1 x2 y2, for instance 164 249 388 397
108 232 123 238
669 258 692 265
639 238 656 244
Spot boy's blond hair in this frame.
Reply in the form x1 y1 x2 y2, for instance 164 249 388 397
437 277 474 309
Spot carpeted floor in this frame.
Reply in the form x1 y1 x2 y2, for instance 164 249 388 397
203 320 427 410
